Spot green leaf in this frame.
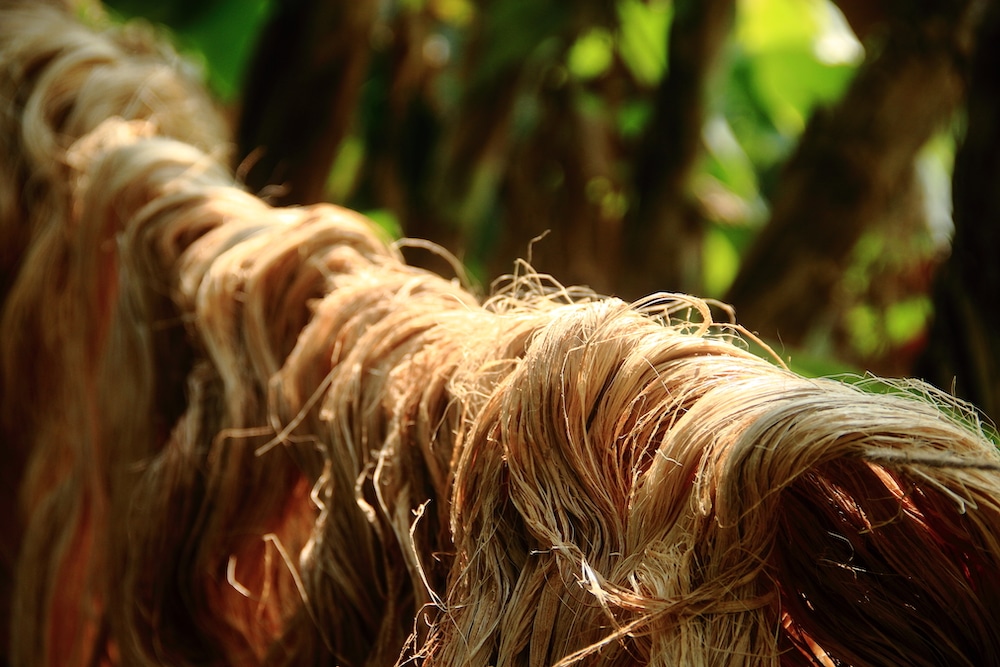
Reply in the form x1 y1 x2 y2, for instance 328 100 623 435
886 297 932 345
702 226 740 297
748 50 855 133
735 0 861 133
617 0 671 87
431 0 474 27
104 0 274 101
326 135 365 202
717 56 793 184
702 114 758 199
568 28 615 80
785 352 859 379
362 209 403 240
617 99 652 138
845 304 880 357
175 0 273 100
737 0 819 53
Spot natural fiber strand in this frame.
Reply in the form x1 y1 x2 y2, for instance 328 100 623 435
2 3 1000 666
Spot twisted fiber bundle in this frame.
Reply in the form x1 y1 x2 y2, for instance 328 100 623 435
3 3 1000 666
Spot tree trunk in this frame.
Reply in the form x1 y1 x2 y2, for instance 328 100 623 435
725 2 980 346
620 0 735 298
917 0 1000 421
235 0 377 205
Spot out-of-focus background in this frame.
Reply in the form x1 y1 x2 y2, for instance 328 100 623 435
97 0 1000 419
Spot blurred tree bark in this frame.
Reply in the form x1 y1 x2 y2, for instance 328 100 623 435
724 1 983 347
236 0 377 205
232 0 997 395
234 0 737 295
917 0 1000 421
492 0 735 295
620 0 735 297
413 0 580 280
494 72 622 294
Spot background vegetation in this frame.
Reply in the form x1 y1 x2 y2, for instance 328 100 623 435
101 0 1000 419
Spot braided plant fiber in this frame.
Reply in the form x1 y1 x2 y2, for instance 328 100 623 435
3 3 1000 666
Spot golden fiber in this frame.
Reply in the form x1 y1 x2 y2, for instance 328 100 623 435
2 3 999 666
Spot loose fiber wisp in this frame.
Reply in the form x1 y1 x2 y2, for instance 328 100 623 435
2 2 1000 666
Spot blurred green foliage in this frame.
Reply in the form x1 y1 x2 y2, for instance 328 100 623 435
103 0 272 99
616 0 671 85
106 0 954 377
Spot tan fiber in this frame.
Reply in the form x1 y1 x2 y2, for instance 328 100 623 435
2 3 1000 666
